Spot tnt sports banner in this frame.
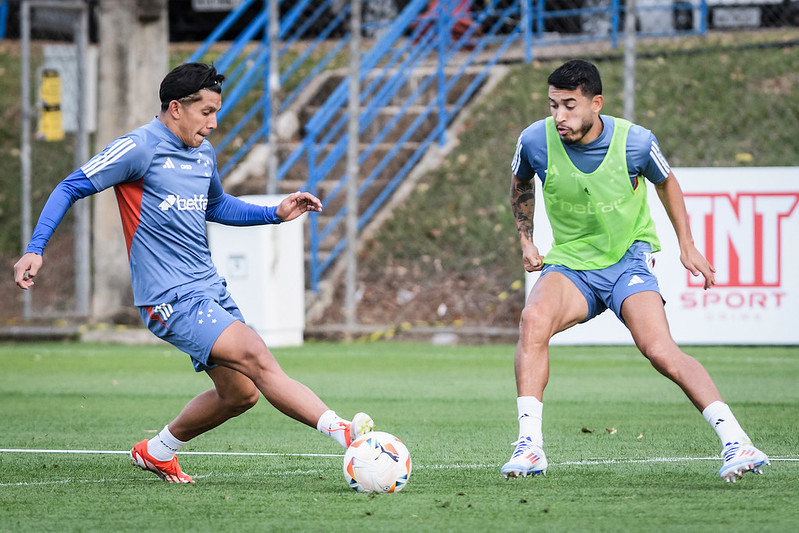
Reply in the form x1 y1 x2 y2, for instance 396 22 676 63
525 167 799 345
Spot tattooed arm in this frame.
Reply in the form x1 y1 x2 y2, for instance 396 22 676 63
511 174 544 272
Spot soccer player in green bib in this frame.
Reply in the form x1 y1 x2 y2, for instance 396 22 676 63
502 59 768 482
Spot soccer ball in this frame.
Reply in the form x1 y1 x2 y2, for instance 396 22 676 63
343 431 412 493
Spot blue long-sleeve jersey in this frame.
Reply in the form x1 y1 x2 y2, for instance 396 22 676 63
26 118 282 306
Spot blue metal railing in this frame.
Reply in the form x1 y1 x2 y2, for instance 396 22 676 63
190 0 709 290
0 1 8 39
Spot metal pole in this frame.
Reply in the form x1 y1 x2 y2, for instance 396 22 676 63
20 0 32 319
436 0 447 146
266 0 279 194
74 2 90 316
611 0 620 48
344 0 361 340
522 0 532 64
699 0 707 33
623 0 636 123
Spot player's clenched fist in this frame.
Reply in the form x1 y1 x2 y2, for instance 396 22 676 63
14 252 42 290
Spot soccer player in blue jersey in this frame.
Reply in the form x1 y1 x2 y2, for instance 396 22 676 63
13 62 374 483
502 59 768 482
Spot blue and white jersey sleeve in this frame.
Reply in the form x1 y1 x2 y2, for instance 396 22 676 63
511 120 548 182
205 170 282 225
80 134 152 190
25 170 98 254
626 124 671 185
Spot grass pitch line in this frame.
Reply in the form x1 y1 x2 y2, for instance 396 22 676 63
0 470 322 487
556 457 799 466
1 451 795 488
2 448 797 466
0 448 341 458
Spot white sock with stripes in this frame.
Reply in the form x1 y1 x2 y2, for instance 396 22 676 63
316 409 349 448
147 425 187 462
517 396 544 448
702 401 751 448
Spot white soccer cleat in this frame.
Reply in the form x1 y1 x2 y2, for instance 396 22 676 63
347 412 375 447
719 442 769 483
501 437 548 478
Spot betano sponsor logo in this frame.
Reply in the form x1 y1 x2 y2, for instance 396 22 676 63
556 196 625 215
157 194 208 212
680 192 799 310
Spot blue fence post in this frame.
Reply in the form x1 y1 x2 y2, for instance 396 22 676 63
0 1 8 39
610 0 620 48
699 0 707 33
268 0 277 179
522 0 532 63
535 0 544 39
436 0 449 147
308 137 320 290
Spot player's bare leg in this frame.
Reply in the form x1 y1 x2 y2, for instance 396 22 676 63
208 321 328 425
622 291 769 481
209 321 373 446
167 365 260 441
502 272 587 478
621 291 721 410
130 361 260 483
514 272 589 399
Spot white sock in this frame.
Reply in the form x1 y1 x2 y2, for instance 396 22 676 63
316 409 349 448
702 401 751 448
147 424 187 462
517 396 544 448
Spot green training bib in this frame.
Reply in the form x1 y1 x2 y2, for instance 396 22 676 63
542 116 660 270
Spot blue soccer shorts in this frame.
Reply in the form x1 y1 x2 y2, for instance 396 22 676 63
540 240 663 324
138 279 244 372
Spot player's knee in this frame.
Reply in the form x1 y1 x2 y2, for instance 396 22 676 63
239 386 260 412
640 342 680 376
518 305 552 342
237 337 275 376
225 383 260 415
518 305 538 329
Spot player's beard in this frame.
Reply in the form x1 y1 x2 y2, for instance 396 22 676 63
561 116 595 145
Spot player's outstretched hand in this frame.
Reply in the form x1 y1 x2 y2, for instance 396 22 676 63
276 191 323 222
680 244 715 290
14 252 43 290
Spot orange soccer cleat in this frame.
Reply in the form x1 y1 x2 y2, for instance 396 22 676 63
130 439 194 483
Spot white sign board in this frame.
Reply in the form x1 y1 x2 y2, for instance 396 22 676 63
525 167 799 345
207 195 305 347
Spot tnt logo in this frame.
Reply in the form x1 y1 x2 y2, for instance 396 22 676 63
684 192 799 287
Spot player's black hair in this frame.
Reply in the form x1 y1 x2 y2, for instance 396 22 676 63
159 62 225 111
547 59 602 97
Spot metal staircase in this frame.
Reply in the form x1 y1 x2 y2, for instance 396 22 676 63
188 0 702 291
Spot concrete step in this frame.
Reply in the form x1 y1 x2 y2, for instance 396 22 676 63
306 68 481 108
226 142 423 201
300 105 446 144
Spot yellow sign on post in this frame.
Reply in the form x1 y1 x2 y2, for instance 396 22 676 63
38 69 64 141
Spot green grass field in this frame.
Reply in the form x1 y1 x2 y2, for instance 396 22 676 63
0 341 797 532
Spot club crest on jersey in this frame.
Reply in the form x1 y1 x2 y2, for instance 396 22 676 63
158 194 208 212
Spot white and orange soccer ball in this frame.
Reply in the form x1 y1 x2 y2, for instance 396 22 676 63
343 431 412 493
